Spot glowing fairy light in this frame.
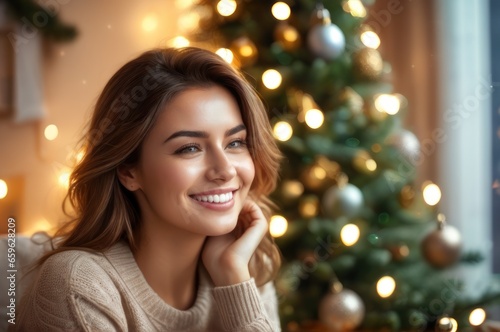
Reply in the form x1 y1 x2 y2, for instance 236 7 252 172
273 121 293 141
44 124 59 141
178 12 201 32
217 0 237 17
374 94 400 115
169 36 190 48
215 48 234 63
58 171 71 188
361 31 381 49
142 15 158 32
270 215 288 237
342 0 367 18
271 2 291 20
0 179 7 199
469 308 486 326
262 69 282 89
376 276 396 298
423 182 441 206
340 224 360 246
304 109 324 129
437 317 458 332
282 180 304 199
366 159 377 171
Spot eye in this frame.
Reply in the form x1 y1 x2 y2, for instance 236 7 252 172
175 144 201 154
227 139 247 149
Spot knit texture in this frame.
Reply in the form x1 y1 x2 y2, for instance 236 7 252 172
14 241 281 331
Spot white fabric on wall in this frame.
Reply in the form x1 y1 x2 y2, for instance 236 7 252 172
13 23 46 123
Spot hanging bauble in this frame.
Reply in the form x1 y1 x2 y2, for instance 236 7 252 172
230 36 258 67
318 281 365 331
274 22 301 51
322 183 364 219
307 5 345 60
299 195 320 218
353 47 383 81
386 129 421 163
421 215 462 268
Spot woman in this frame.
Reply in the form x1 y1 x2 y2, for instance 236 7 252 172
16 47 282 331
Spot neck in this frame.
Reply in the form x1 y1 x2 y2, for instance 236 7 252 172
132 221 206 310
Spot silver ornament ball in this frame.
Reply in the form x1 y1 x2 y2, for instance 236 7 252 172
322 184 364 219
319 289 365 331
386 130 421 162
307 23 345 60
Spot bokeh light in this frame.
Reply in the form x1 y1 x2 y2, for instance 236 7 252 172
342 0 367 17
217 0 237 17
44 124 59 141
262 69 282 89
376 276 396 298
169 36 190 48
423 182 441 206
361 31 381 49
340 224 360 246
304 109 324 129
271 2 291 20
215 48 234 63
141 15 158 32
58 171 71 188
374 94 400 115
469 308 486 326
270 215 288 237
273 121 293 141
0 179 7 199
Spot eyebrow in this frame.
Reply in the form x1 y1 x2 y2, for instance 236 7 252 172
164 124 247 143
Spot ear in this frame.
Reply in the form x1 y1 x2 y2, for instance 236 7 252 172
117 164 141 191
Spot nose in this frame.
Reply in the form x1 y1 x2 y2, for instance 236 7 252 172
206 148 237 182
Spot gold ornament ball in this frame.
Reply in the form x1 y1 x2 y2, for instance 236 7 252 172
421 224 462 268
353 48 383 81
318 289 365 331
274 22 301 51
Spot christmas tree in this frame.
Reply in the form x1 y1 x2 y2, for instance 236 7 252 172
188 0 500 330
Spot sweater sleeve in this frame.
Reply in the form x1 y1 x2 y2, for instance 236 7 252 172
15 251 127 332
212 278 281 332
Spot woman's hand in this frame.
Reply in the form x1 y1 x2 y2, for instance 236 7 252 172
201 199 268 286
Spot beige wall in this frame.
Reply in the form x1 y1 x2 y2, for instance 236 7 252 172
0 0 181 234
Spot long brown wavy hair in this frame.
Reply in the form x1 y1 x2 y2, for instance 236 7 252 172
42 47 282 285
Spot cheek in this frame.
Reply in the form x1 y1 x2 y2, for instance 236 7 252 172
237 156 255 187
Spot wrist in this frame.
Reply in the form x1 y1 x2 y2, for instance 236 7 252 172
211 266 251 286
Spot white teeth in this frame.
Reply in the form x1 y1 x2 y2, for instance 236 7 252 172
193 192 233 204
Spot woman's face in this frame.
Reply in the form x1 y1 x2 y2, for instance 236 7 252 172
127 85 255 236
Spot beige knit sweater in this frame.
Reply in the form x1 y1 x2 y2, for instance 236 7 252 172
15 241 281 331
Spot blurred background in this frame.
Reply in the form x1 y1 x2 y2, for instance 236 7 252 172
0 0 498 330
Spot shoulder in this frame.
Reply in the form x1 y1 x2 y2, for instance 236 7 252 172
35 249 119 303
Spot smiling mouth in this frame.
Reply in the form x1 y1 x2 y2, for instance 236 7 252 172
190 191 234 204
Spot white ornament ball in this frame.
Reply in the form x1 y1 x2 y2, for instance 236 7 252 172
319 289 365 331
307 23 345 60
387 130 421 163
322 184 364 219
